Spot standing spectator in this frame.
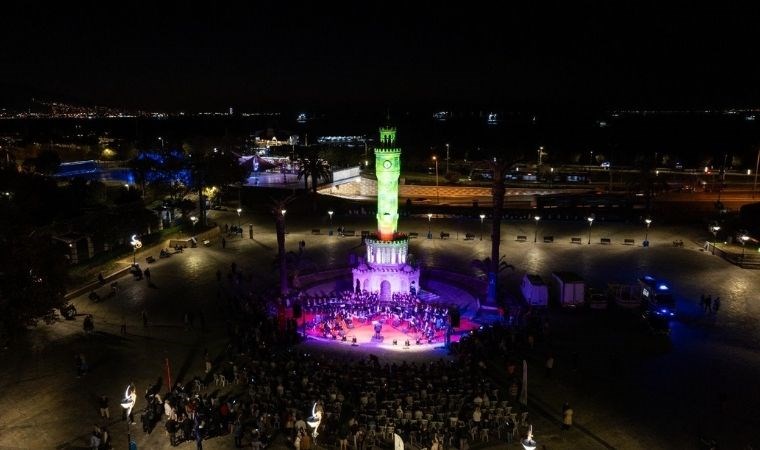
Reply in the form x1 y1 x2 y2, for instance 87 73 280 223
561 402 573 430
144 268 151 281
99 395 110 419
233 416 243 448
713 296 721 313
704 294 712 313
545 354 554 378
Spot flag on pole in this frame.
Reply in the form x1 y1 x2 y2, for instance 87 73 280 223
519 359 528 406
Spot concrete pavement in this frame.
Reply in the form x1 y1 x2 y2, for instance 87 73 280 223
1 208 759 449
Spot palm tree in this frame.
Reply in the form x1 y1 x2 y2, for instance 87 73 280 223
486 159 512 304
297 147 333 194
271 195 296 296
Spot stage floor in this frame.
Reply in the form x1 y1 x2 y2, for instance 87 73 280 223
298 276 496 353
301 312 481 352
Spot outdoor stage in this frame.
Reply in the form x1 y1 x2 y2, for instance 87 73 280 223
299 310 482 352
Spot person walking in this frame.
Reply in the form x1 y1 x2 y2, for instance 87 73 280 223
141 309 149 327
705 294 712 313
561 402 573 430
144 268 151 281
713 296 721 313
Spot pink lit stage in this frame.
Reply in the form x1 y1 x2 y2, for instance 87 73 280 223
300 311 481 352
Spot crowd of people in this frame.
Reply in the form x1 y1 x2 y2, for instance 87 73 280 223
83 255 541 450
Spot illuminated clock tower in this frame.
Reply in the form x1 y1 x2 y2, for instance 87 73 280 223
352 126 419 301
375 126 401 240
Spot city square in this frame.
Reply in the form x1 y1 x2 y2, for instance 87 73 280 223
1 200 759 449
4 5 760 450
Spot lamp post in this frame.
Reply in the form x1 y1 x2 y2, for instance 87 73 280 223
433 156 439 204
644 218 652 242
741 234 749 262
427 213 433 239
754 148 759 199
446 143 450 174
711 225 720 255
479 213 486 241
236 208 242 228
587 215 595 244
190 216 198 234
158 136 164 150
533 215 541 243
281 209 287 234
130 235 142 266
538 146 544 166
328 210 334 231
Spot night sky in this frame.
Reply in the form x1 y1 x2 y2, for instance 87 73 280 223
3 3 760 111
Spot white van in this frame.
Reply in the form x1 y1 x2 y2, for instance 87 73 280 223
521 274 549 307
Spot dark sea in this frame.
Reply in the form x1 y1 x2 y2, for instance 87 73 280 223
3 109 760 168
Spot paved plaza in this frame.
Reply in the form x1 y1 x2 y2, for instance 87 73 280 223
1 208 759 450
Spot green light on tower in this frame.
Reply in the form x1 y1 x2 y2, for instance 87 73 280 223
375 127 401 240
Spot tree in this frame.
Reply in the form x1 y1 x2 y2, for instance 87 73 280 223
297 147 332 194
33 149 61 176
128 152 156 197
189 148 248 226
271 195 296 296
486 159 512 304
0 230 69 343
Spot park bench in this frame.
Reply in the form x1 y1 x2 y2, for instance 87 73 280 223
571 237 582 244
145 256 156 264
465 233 476 240
361 230 370 238
601 238 611 245
409 232 419 239
543 236 554 243
311 229 321 235
440 232 450 240
516 235 528 242
623 238 635 245
343 230 356 237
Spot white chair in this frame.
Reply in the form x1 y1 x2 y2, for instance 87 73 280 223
219 374 228 387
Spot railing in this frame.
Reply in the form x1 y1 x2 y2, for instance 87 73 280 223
705 242 760 269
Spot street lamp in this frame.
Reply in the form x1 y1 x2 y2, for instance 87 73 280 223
534 215 541 243
445 143 450 174
120 383 137 447
236 208 242 227
741 234 749 261
587 215 595 244
427 213 433 239
190 216 198 234
433 156 439 204
644 218 652 243
158 136 164 150
479 213 486 241
281 209 287 234
328 210 334 230
711 225 720 255
129 234 142 265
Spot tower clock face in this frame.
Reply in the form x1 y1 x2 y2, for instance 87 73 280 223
383 160 392 169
